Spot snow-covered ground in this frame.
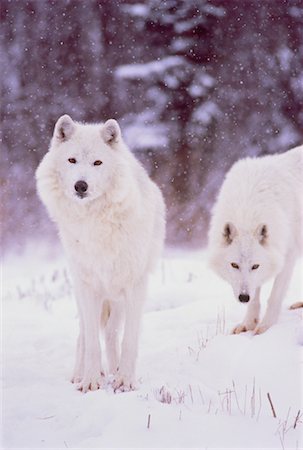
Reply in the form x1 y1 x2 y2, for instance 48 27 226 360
2 245 303 449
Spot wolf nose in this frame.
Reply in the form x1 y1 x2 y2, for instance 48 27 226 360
74 180 88 194
239 294 250 303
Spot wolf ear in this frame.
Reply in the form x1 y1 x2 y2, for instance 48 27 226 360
223 222 237 245
101 119 121 145
255 224 268 245
54 115 75 142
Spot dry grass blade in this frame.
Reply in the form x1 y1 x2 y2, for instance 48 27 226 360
293 409 301 429
267 392 277 418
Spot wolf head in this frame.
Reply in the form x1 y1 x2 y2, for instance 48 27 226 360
49 114 125 203
209 222 284 303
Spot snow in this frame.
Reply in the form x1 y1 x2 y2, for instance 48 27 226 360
2 246 303 449
124 122 168 151
116 56 186 81
123 4 150 18
193 101 220 125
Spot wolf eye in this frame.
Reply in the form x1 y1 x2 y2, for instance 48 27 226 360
68 158 76 164
251 264 260 270
231 262 240 269
94 160 103 166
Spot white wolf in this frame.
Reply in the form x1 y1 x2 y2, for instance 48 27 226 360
36 115 166 392
208 145 303 334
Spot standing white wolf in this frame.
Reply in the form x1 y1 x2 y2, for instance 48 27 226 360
36 115 166 392
208 145 303 334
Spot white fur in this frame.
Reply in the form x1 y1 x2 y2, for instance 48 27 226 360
208 145 303 334
36 115 166 392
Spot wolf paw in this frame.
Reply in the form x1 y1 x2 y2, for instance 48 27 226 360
232 320 257 334
253 322 271 335
232 324 248 334
71 373 83 384
112 373 137 393
76 372 105 393
71 365 85 384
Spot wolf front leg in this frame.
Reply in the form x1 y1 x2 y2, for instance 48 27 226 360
104 300 124 374
254 253 296 335
73 279 105 392
232 288 261 334
112 277 147 392
71 312 85 384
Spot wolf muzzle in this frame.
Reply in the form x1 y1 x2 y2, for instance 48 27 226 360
75 180 88 198
238 294 250 303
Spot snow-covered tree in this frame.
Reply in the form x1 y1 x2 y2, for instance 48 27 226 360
1 0 303 249
118 0 225 241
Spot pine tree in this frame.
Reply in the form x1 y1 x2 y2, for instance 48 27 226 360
119 0 225 241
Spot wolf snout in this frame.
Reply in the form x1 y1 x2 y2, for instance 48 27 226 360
238 294 250 303
75 180 88 197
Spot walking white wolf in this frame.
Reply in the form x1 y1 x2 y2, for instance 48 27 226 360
36 115 166 392
208 145 303 334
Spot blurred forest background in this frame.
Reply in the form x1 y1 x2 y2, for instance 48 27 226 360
1 0 303 252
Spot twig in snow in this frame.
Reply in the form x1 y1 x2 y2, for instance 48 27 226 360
37 415 55 420
278 431 285 450
256 387 262 421
215 307 227 335
293 410 301 429
156 386 172 404
267 392 277 418
175 389 186 404
187 346 194 356
243 384 247 416
276 408 291 450
207 399 212 413
251 377 256 418
228 388 232 415
198 385 205 405
218 388 232 414
232 380 243 415
188 384 194 404
147 414 151 429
